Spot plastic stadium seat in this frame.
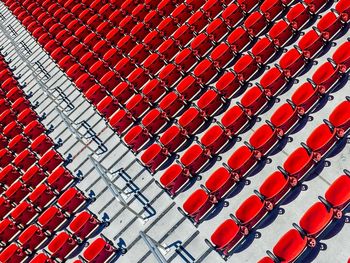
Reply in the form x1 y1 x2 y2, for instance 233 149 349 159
89 61 109 81
234 54 258 82
29 183 56 209
112 82 134 105
290 82 319 115
226 146 256 178
125 94 150 118
175 75 200 101
31 134 54 156
332 42 350 72
240 86 268 116
0 149 14 170
10 201 37 227
0 197 13 218
124 125 149 153
269 103 298 135
141 144 169 173
100 71 121 92
261 0 284 21
215 71 241 99
69 211 99 240
47 166 75 192
157 17 178 37
244 11 268 36
159 164 189 196
298 30 324 59
279 48 305 78
187 10 208 33
327 99 350 137
210 43 235 68
0 218 19 246
115 57 136 78
209 219 242 256
221 105 248 136
259 67 286 96
38 206 67 233
93 40 112 57
258 257 275 263
85 84 107 105
316 12 344 40
141 109 167 134
24 120 45 140
191 33 213 57
278 147 313 184
304 0 328 13
129 44 149 65
6 86 25 102
142 79 166 103
173 25 194 47
287 3 310 30
4 181 30 204
109 109 133 135
201 125 229 154
39 149 64 173
183 184 212 222
117 35 136 54
29 253 53 263
234 195 267 229
103 48 123 67
132 4 150 21
83 237 116 262
144 10 162 29
0 164 21 187
8 134 30 154
0 243 27 263
48 231 77 260
247 124 279 157
268 229 307 262
159 125 187 153
172 4 191 24
251 37 275 65
13 149 37 171
159 92 185 118
22 165 46 189
296 201 333 241
0 109 16 127
206 18 228 42
269 20 294 47
130 23 149 42
57 187 87 214
258 171 290 208
179 107 207 135
96 96 119 118
180 144 211 175
144 31 164 50
303 124 336 160
335 0 350 22
194 59 218 84
174 48 197 72
310 62 340 94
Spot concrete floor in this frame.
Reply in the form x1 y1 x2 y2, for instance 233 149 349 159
0 1 349 262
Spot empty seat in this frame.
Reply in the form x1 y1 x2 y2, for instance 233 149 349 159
287 3 310 30
279 48 305 78
251 37 275 65
261 0 284 20
316 12 344 40
69 211 100 240
234 54 258 82
240 86 268 116
244 11 268 36
47 166 75 192
269 103 298 135
124 125 149 153
310 62 340 94
159 164 188 196
22 165 46 189
141 144 169 173
332 42 350 72
160 125 187 153
48 231 77 260
335 0 350 22
221 105 248 136
268 20 293 47
83 237 116 262
327 99 350 137
182 189 211 224
215 71 241 99
0 243 27 263
180 144 211 175
290 82 319 115
0 164 21 187
178 107 206 135
39 149 64 173
247 124 279 157
226 146 256 178
298 30 324 59
259 67 286 96
201 125 229 154
57 187 87 214
10 201 37 227
38 206 66 233
0 218 19 245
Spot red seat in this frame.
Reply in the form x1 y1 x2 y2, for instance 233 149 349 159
298 30 324 59
261 0 284 20
171 4 191 24
48 231 77 260
8 134 30 154
93 40 112 57
160 125 187 153
85 84 107 105
279 48 305 78
226 146 256 178
0 109 16 127
124 125 149 153
290 82 319 115
0 218 19 244
304 0 327 13
144 30 164 50
176 75 201 101
39 149 64 173
157 39 178 61
328 100 350 137
69 211 99 240
10 201 37 227
240 86 268 117
201 125 228 154
0 243 27 263
258 257 275 263
269 20 293 47
83 237 116 262
234 195 266 229
304 124 336 160
108 109 133 135
142 79 166 103
298 201 333 238
336 0 350 22
194 59 218 84
179 107 206 135
13 149 37 171
317 12 343 40
28 253 53 263
141 144 168 173
31 134 54 156
173 25 194 47
207 18 228 42
0 164 21 187
234 54 258 82
332 42 350 72
47 166 74 192
205 167 235 199
115 57 136 78
210 43 235 68
198 89 222 116
24 120 45 140
117 35 136 54
191 33 213 57
157 17 178 37
96 96 119 118
129 44 149 65
269 103 298 135
22 165 46 189
38 206 66 233
141 109 167 134
160 164 188 196
4 181 30 204
210 219 242 256
105 28 123 47
125 94 150 118
112 82 135 105
6 86 25 102
287 3 310 30
258 171 290 207
221 105 248 136
187 10 208 33
244 11 267 36
143 54 165 75
280 147 313 181
57 187 86 214
259 67 286 96
103 48 123 68
271 229 307 262
251 37 275 65
182 189 211 223
159 92 185 118
311 62 340 94
127 68 150 90
29 183 56 209
180 144 211 175
215 71 241 99
248 124 279 157
174 48 197 72
324 174 350 212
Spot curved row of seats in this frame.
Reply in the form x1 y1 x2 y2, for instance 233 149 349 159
0 55 118 262
176 39 350 224
200 97 350 259
258 171 350 263
155 14 350 198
